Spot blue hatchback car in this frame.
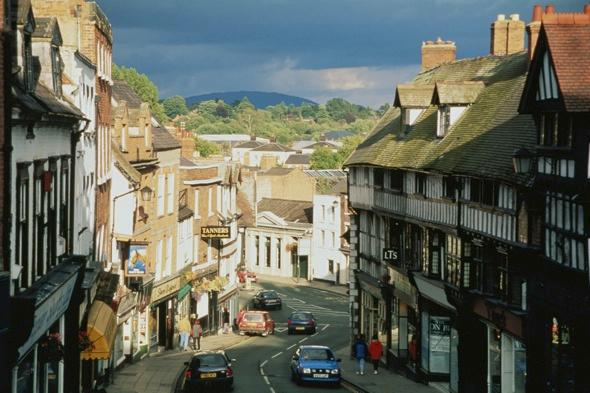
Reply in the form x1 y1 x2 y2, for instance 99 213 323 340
290 345 341 386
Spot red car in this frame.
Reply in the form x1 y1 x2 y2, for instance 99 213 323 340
237 268 257 283
238 311 274 337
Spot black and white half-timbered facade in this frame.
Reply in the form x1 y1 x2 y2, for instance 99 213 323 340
8 4 88 393
519 15 590 393
347 6 590 391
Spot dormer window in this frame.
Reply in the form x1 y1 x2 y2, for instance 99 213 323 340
437 105 450 137
402 108 425 133
539 112 572 148
433 81 483 138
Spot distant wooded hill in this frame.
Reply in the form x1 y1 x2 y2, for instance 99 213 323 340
185 91 317 109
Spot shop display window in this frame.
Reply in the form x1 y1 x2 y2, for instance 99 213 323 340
16 350 35 393
549 317 575 393
488 327 501 393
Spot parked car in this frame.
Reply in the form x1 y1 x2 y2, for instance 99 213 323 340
288 312 316 335
290 345 341 386
237 267 257 283
183 350 235 392
252 290 282 310
238 311 275 336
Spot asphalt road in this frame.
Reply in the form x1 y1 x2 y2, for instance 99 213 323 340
219 280 351 393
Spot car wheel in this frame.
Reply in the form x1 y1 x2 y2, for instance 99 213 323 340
262 331 268 337
239 331 245 336
311 327 316 334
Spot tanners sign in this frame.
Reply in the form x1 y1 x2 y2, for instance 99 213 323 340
201 226 230 239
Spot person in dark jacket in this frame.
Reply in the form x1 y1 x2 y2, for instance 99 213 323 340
353 334 369 375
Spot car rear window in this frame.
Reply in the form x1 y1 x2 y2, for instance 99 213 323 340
191 354 226 368
244 313 263 322
262 291 278 298
301 349 333 360
292 313 312 320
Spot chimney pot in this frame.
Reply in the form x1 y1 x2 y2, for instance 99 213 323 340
421 38 456 71
510 14 520 21
532 4 543 21
497 14 506 21
584 4 590 15
545 4 556 14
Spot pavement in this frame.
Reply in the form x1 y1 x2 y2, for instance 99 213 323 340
107 277 445 393
106 333 248 393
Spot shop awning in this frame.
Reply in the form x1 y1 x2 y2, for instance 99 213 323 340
81 300 117 360
177 284 192 301
413 274 455 311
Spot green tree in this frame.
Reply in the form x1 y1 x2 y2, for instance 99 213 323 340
310 147 340 169
194 137 220 157
162 95 188 118
112 64 168 123
336 135 363 165
215 101 230 118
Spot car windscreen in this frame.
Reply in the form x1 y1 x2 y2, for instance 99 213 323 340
291 313 312 320
244 313 263 322
301 349 333 361
262 291 278 299
191 354 226 368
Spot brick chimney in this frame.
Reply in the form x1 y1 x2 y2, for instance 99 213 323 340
491 14 525 56
421 38 456 72
527 4 590 60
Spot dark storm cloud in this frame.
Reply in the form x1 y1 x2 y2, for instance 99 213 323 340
98 0 585 107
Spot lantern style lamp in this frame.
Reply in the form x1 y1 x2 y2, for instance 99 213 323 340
140 186 153 201
512 148 533 174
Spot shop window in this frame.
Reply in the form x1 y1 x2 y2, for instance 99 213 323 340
550 318 575 393
488 327 502 393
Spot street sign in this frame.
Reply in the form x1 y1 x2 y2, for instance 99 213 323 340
383 248 399 262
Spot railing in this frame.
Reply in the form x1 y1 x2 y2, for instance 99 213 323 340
375 189 457 227
460 204 516 242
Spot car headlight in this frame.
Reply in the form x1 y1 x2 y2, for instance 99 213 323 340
302 368 311 374
330 369 340 374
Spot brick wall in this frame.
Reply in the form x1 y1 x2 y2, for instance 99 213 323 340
490 14 525 56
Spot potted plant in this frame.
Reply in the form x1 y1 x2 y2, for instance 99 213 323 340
38 333 64 363
78 330 93 352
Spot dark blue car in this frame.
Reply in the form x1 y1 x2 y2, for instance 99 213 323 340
287 311 316 335
290 345 341 386
183 351 235 392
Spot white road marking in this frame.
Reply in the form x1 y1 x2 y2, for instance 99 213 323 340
260 367 265 376
260 360 268 368
291 298 305 303
322 324 330 331
271 352 282 359
263 376 270 385
275 327 287 333
287 344 297 350
311 333 319 337
298 337 308 343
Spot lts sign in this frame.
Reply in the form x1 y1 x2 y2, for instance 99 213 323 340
382 248 399 262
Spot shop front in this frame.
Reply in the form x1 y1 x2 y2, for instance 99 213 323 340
413 274 456 384
389 269 418 369
11 262 82 393
150 275 183 351
472 297 526 393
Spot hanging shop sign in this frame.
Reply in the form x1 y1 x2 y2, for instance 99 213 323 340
382 248 399 262
201 226 230 239
127 243 148 275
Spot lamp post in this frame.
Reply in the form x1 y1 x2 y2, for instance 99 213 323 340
379 273 394 369
512 147 534 174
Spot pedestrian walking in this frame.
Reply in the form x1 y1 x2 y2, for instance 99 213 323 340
191 318 203 350
368 334 383 374
178 316 191 351
353 334 368 375
222 307 230 334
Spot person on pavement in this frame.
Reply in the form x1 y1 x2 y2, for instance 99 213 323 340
222 307 230 334
353 334 369 375
368 334 383 374
179 316 191 351
192 318 203 350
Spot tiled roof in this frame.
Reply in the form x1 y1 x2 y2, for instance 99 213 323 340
543 24 590 111
285 154 310 165
345 52 537 185
234 141 265 149
258 198 313 224
251 143 293 152
180 157 197 167
112 81 143 108
237 192 255 227
394 84 434 107
152 126 181 151
304 141 338 149
433 81 485 105
12 82 84 119
112 142 141 184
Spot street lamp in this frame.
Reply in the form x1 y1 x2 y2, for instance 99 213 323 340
512 148 534 174
140 186 153 201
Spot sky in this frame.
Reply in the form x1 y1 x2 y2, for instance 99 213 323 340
99 0 585 108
